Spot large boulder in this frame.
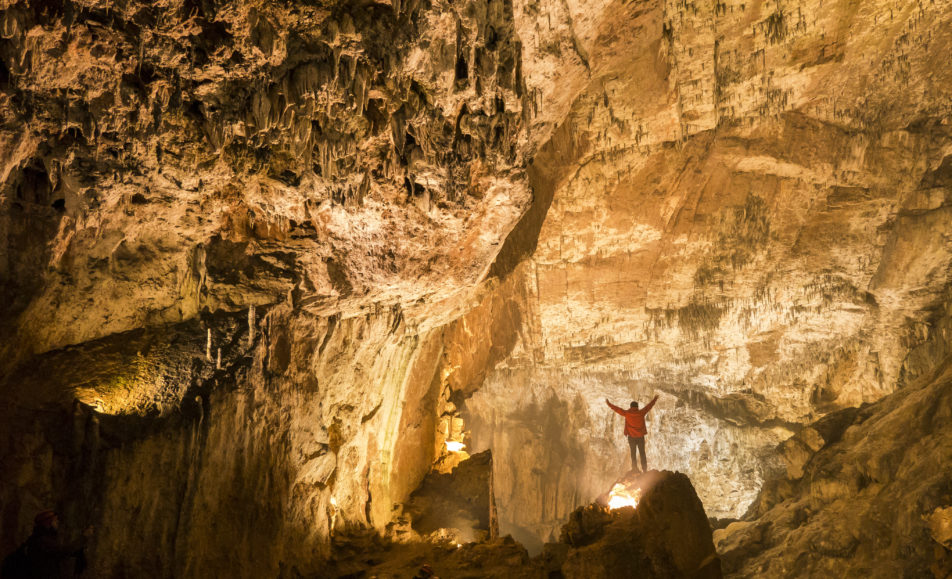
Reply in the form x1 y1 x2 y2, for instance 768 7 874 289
550 470 721 579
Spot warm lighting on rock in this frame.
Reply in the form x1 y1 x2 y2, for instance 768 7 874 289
607 483 641 510
445 440 466 452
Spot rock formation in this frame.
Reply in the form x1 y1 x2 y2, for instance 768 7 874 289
554 470 722 579
327 468 722 578
1 0 952 576
405 449 498 542
463 0 952 549
0 0 535 574
714 303 952 577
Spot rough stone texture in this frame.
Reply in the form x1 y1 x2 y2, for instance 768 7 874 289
464 0 952 545
0 0 532 373
3 0 952 576
0 0 535 574
405 449 497 541
554 470 722 579
715 354 952 577
327 533 535 579
713 295 952 577
317 469 721 578
0 272 531 576
927 507 952 551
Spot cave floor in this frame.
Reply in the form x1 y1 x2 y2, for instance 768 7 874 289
324 533 536 579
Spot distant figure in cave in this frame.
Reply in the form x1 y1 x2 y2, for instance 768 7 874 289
606 395 660 473
18 510 93 578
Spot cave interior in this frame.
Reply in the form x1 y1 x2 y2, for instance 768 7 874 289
2 0 952 577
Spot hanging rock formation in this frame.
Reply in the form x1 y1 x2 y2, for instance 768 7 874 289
0 0 536 575
1 0 952 576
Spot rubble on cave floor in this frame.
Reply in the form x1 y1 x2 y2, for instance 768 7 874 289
324 470 721 579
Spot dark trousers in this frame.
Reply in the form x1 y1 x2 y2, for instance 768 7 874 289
628 436 647 472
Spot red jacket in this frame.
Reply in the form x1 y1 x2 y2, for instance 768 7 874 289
607 396 658 437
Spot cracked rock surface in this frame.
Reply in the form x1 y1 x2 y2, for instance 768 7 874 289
464 0 952 549
2 0 952 577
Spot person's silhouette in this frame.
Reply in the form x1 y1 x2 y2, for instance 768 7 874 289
606 395 659 472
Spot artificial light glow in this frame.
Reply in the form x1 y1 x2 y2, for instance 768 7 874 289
445 440 466 452
607 483 641 510
330 496 338 507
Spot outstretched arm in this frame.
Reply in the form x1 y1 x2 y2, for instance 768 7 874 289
642 395 660 414
605 399 626 416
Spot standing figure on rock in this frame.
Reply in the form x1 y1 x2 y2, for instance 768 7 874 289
606 395 659 473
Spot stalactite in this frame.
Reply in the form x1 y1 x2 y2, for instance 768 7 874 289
248 304 257 348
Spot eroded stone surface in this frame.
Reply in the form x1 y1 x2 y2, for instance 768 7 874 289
710 297 952 577
316 469 721 578
465 0 952 542
714 359 952 577
406 449 497 541
556 470 722 579
0 0 537 573
0 0 533 371
2 0 952 576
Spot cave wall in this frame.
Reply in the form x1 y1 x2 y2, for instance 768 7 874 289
0 0 533 374
3 0 952 575
1 273 529 577
0 0 540 574
464 0 952 546
715 292 952 577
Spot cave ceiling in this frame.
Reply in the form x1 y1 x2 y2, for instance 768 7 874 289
0 0 537 367
2 0 952 575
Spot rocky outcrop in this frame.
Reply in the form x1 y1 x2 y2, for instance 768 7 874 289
406 449 498 541
327 469 721 578
715 315 952 577
552 470 722 579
